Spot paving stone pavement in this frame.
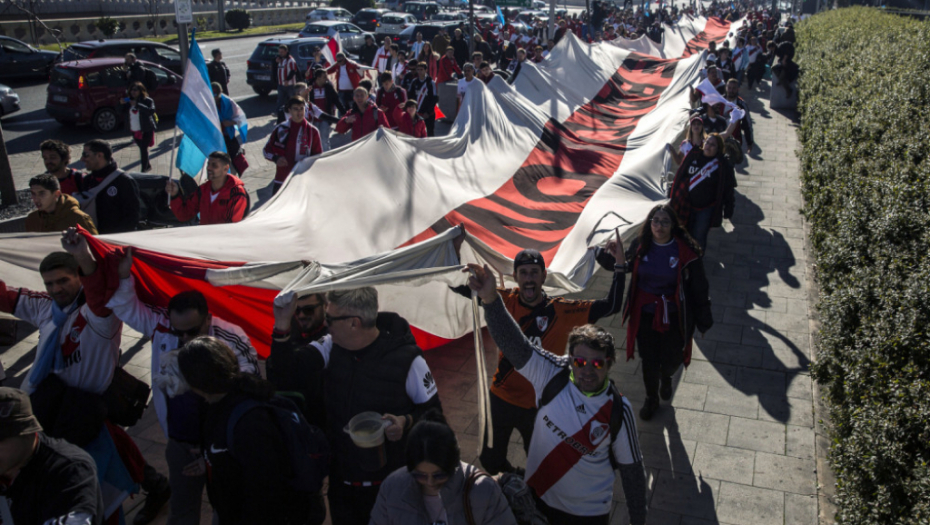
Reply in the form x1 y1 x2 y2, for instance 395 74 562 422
0 79 827 524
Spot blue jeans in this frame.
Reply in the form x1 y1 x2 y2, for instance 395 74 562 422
687 207 714 253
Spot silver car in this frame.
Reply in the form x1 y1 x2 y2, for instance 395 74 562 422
0 83 20 117
298 21 373 54
377 13 418 39
306 7 353 22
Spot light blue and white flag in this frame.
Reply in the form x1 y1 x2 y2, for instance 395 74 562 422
175 30 226 178
496 6 506 28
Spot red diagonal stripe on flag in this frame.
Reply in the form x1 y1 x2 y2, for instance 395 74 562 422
526 398 614 497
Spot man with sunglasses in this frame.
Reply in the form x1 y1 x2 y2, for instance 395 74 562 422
466 263 646 525
454 244 626 477
267 293 328 427
99 249 259 525
273 287 442 525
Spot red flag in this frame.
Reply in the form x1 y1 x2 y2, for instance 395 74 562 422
322 36 341 66
435 105 446 120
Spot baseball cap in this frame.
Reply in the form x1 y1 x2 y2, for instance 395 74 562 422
0 387 43 441
513 249 545 272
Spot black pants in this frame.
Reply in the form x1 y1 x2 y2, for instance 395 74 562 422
536 497 609 525
134 131 153 170
747 62 765 88
338 90 354 115
479 391 535 475
327 477 380 525
422 109 436 137
636 311 685 400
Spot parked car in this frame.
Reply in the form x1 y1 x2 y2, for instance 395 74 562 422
59 40 183 76
246 37 332 97
532 0 546 9
516 10 549 25
376 13 418 40
298 21 372 54
404 1 442 21
0 83 20 117
392 22 462 53
432 11 467 21
0 36 60 79
352 8 392 32
46 58 181 132
306 7 353 22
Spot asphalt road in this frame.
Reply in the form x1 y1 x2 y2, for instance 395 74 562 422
0 34 285 156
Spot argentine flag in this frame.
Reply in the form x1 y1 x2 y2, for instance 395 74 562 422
175 30 226 178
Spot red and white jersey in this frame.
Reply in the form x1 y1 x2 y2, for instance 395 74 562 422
518 348 641 516
373 47 392 73
277 55 298 86
107 276 259 438
2 282 120 396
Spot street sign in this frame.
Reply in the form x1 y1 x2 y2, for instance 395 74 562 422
176 0 193 24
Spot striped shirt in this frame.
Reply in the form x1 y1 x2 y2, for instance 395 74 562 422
277 55 298 86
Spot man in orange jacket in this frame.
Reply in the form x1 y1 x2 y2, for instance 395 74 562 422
167 151 248 224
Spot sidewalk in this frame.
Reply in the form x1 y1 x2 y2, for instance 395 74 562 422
0 79 828 524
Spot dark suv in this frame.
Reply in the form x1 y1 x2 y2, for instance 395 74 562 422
246 37 331 97
352 8 391 32
403 1 442 21
46 57 182 132
392 22 461 52
60 40 183 75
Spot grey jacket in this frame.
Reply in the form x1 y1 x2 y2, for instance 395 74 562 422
369 462 516 525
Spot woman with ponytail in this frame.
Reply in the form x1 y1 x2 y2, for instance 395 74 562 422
178 336 322 525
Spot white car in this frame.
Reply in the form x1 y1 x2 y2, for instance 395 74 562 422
377 13 418 39
306 7 353 22
532 0 547 9
0 83 20 117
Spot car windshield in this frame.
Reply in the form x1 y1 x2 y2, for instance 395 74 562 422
302 24 330 34
49 67 79 89
61 46 91 62
383 16 405 24
254 44 283 60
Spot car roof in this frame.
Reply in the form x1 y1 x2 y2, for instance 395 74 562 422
308 20 344 26
405 1 440 5
384 11 412 16
261 37 330 45
312 7 346 11
53 57 172 70
357 8 390 12
71 39 176 49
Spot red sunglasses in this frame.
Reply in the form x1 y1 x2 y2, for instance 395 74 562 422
572 356 608 370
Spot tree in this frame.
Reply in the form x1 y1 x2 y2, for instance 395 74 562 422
95 16 120 38
145 0 160 37
225 9 251 32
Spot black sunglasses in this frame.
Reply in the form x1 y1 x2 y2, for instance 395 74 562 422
572 356 608 370
296 304 322 316
170 324 203 338
325 314 358 325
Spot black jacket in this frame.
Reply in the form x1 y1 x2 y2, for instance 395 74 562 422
452 37 469 67
126 62 147 86
208 60 231 93
1 432 104 525
359 43 379 67
267 324 328 427
311 81 347 115
476 41 494 64
201 392 312 525
121 96 157 133
324 312 442 483
81 161 140 234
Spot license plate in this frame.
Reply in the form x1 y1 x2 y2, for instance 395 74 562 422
255 75 271 81
53 95 68 103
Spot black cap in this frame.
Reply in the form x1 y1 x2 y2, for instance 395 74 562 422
513 249 545 272
0 387 43 441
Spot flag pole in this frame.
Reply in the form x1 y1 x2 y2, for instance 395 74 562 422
167 125 179 206
169 24 192 205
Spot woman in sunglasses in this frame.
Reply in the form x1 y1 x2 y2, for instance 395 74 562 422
619 204 713 420
121 81 156 172
370 409 515 525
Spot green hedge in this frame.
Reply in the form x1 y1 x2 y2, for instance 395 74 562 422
797 7 930 524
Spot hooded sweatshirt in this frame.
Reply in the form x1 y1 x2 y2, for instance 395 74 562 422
169 174 248 225
25 194 99 234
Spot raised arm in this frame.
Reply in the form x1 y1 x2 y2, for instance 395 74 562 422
466 263 535 369
105 248 165 336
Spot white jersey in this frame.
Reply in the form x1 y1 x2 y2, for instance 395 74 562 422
8 285 120 396
107 276 260 437
518 348 641 516
311 334 438 404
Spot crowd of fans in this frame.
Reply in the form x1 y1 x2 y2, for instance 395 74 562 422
0 2 801 524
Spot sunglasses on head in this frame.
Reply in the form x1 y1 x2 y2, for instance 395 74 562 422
410 471 449 483
572 356 608 370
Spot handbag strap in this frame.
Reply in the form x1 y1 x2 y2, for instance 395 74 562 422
78 168 125 208
462 469 489 525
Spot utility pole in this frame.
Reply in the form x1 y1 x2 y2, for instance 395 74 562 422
176 0 192 65
0 121 16 207
218 0 226 32
548 0 555 44
468 0 475 55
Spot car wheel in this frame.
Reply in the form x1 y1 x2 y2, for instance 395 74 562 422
254 87 271 97
92 107 119 133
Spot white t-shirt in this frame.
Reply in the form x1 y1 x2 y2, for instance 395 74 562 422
457 77 476 99
129 107 141 132
312 334 438 404
338 66 353 91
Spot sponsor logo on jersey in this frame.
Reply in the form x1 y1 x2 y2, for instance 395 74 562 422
669 256 679 268
575 404 586 414
423 371 436 391
536 316 549 332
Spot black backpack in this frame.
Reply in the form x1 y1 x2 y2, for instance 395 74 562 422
226 395 331 494
537 368 625 470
